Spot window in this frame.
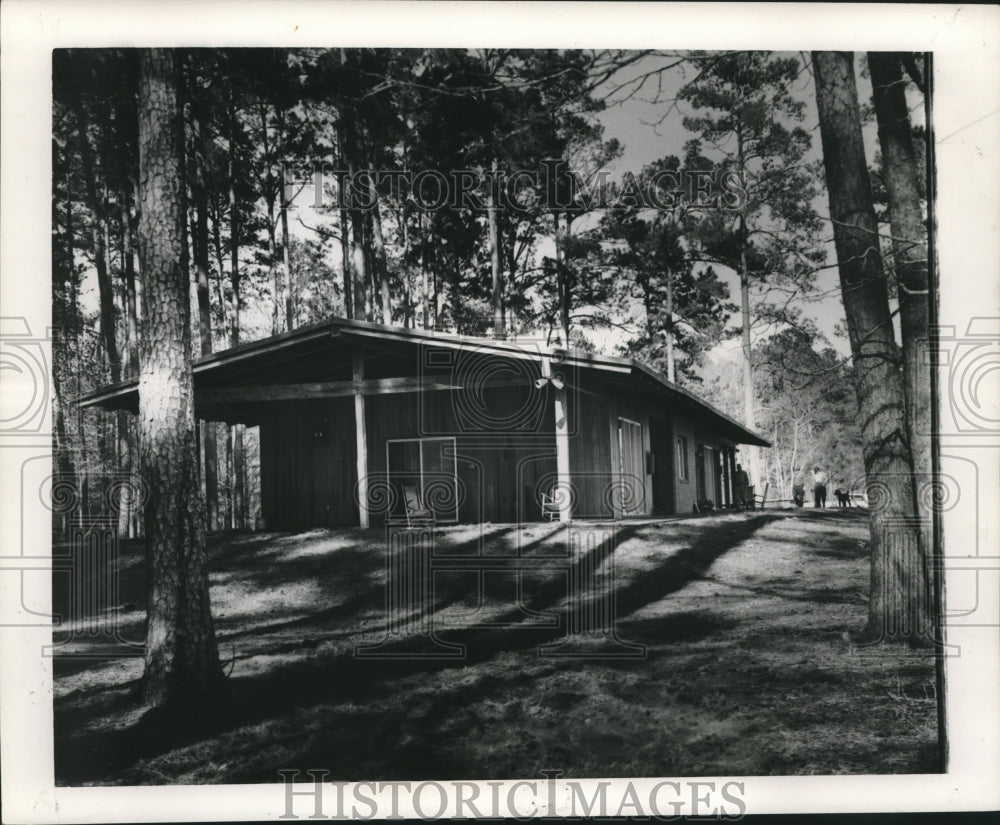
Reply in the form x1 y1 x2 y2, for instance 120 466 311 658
386 437 458 522
676 436 689 481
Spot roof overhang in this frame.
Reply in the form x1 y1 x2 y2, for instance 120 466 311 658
77 317 770 446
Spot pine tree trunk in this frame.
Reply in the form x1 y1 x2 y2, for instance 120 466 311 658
211 207 228 334
119 190 140 537
738 215 761 487
340 201 353 319
228 97 242 350
420 212 429 329
52 361 77 541
119 178 141 378
368 175 392 325
400 205 412 328
338 57 368 321
554 213 569 345
227 100 246 529
869 52 933 488
336 125 353 319
363 209 376 320
432 265 439 329
489 157 505 339
137 48 224 706
68 86 120 384
279 147 295 331
191 103 218 533
350 196 368 320
664 266 675 383
813 51 929 644
267 193 280 334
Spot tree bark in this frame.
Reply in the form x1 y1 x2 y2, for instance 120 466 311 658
813 51 929 644
137 48 224 706
336 125 353 319
278 124 295 331
118 185 140 538
554 212 569 345
367 173 392 325
400 205 412 328
869 52 932 487
340 203 353 319
339 52 369 321
227 96 246 529
211 205 228 335
258 103 282 335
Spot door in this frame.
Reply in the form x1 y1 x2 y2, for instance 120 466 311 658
617 417 644 516
649 419 674 515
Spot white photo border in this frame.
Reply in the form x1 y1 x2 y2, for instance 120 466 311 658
1 1 998 820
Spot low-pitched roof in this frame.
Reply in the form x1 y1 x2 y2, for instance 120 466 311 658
77 316 770 447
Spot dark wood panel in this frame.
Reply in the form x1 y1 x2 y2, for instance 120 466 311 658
259 397 358 529
365 388 556 525
568 376 615 519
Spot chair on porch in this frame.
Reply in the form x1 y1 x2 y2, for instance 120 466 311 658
540 485 560 521
402 485 435 528
753 482 770 511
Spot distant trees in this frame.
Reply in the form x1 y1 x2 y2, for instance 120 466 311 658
678 52 825 484
753 327 863 498
599 155 737 384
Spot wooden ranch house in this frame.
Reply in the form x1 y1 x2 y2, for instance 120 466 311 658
79 318 769 528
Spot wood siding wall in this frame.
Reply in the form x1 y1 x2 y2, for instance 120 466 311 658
671 412 733 514
258 370 741 529
261 386 558 528
364 388 556 524
259 397 358 529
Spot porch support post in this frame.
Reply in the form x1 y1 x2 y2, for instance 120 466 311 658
354 350 369 527
544 357 572 523
729 447 738 505
722 447 732 508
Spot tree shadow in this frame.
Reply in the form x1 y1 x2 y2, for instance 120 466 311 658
54 514 779 784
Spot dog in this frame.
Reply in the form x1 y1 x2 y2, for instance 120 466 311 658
834 488 852 508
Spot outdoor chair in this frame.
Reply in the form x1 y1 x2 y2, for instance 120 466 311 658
402 484 435 528
754 482 770 511
540 486 560 521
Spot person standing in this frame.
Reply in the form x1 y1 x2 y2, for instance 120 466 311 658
733 463 750 511
812 466 828 508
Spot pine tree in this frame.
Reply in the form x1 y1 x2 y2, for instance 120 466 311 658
136 48 224 705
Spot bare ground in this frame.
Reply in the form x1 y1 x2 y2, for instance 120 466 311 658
52 508 940 785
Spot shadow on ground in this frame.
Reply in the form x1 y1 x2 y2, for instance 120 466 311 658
53 509 939 784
